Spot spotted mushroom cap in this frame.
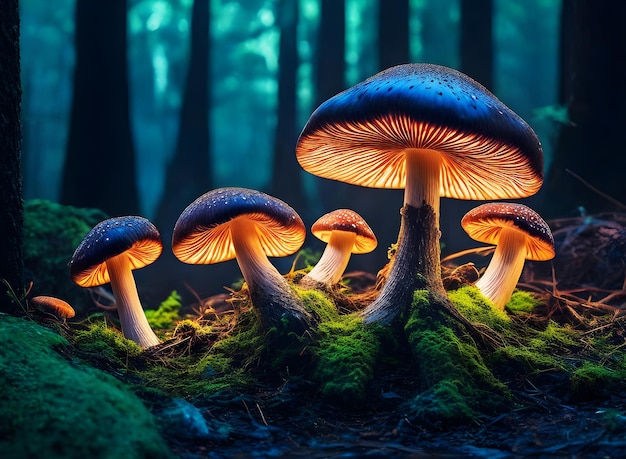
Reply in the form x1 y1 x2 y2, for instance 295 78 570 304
172 187 306 264
296 63 543 200
311 209 378 254
69 216 163 287
461 202 555 261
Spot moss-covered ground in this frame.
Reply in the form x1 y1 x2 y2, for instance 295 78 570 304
5 262 626 457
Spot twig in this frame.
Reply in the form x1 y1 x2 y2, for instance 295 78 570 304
566 168 626 210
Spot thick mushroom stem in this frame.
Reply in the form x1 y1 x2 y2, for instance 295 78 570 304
301 231 357 287
362 204 445 324
230 218 312 333
475 228 528 310
404 148 443 219
362 149 446 325
105 254 161 348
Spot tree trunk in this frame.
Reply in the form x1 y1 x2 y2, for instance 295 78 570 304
0 0 24 315
269 0 306 211
61 0 139 216
439 0 494 256
460 0 493 90
155 0 212 231
541 1 626 218
378 0 409 70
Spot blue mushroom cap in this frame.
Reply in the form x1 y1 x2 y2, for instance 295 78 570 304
70 216 162 287
172 187 306 264
296 63 544 200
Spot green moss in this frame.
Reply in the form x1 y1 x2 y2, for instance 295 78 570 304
448 286 511 333
295 286 339 322
23 200 108 311
71 315 142 366
312 314 382 405
404 290 510 425
0 314 171 459
506 290 542 314
570 362 626 399
145 291 183 330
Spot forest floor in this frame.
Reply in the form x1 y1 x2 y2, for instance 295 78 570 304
25 212 626 458
156 212 626 459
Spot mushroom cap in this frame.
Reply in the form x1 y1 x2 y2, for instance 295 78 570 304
30 295 76 319
70 216 163 287
461 202 555 261
296 63 543 200
311 209 378 254
172 187 306 264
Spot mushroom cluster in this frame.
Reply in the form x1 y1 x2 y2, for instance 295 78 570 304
66 62 554 350
296 63 547 323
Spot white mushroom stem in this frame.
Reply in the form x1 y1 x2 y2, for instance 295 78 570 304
105 254 161 348
302 230 357 286
230 218 311 331
230 218 292 291
475 228 528 310
404 148 443 221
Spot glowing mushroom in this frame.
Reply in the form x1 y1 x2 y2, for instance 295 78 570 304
29 295 76 320
296 63 544 324
172 187 312 332
300 209 377 288
69 216 162 348
461 202 555 310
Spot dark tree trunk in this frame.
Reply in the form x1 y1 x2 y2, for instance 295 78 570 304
460 0 493 89
440 0 494 256
156 0 212 231
61 0 139 216
269 0 306 211
0 0 24 314
315 0 345 108
541 1 626 218
378 0 409 70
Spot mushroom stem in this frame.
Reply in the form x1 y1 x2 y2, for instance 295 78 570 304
301 231 357 286
362 204 445 324
106 254 161 348
404 148 442 220
230 218 312 332
475 228 527 310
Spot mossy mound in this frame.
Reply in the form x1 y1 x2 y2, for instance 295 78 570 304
404 289 510 426
0 314 171 459
23 199 108 313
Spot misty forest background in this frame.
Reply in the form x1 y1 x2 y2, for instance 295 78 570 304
16 0 626 305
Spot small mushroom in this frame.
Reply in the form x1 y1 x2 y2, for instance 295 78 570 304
29 295 76 320
461 202 555 310
300 209 377 288
172 187 313 333
69 216 162 348
296 63 544 324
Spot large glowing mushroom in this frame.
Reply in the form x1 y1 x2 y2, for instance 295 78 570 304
70 216 162 348
461 202 555 310
299 209 377 288
296 63 544 324
172 187 312 333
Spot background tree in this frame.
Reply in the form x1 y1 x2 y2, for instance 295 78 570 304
378 0 409 70
541 0 626 218
313 0 347 216
269 0 306 213
0 0 24 314
439 0 494 254
459 0 493 89
155 0 211 231
61 0 139 216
